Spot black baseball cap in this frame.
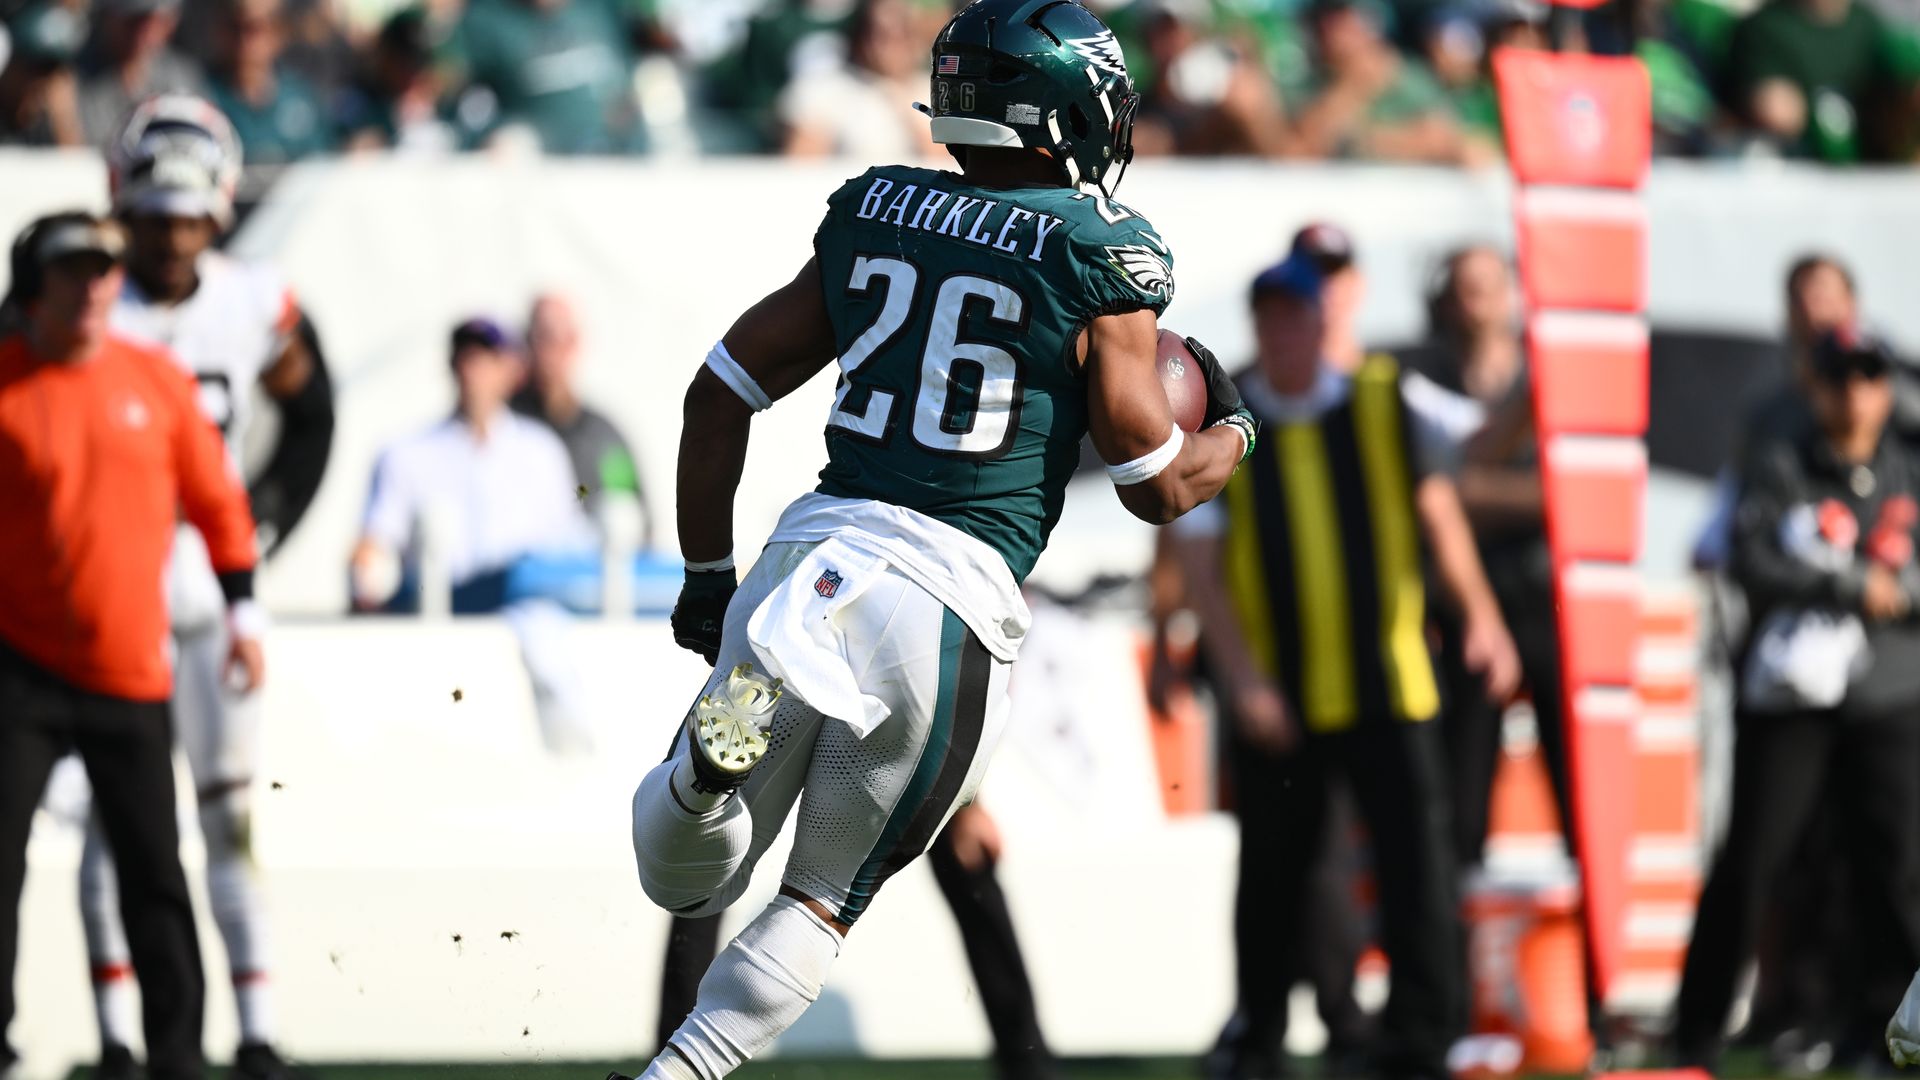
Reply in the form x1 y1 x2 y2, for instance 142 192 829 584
1290 221 1355 275
450 316 512 355
3 211 124 315
1811 327 1896 383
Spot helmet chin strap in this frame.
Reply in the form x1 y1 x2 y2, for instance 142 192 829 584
1098 98 1141 197
1100 148 1131 197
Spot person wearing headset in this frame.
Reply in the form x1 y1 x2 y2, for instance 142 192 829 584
0 210 261 1080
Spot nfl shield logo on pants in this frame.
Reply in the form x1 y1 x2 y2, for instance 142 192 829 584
814 569 843 598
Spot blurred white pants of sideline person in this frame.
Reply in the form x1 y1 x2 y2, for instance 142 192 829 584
505 598 597 756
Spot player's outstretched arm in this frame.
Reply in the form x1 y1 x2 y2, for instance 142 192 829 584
671 257 838 662
1085 309 1247 525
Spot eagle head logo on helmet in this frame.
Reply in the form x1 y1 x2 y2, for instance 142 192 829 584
108 94 245 228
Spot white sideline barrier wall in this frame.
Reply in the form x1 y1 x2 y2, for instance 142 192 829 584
6 155 1920 612
17 613 1240 1076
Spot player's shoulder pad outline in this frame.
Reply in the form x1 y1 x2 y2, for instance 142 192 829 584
1065 193 1173 304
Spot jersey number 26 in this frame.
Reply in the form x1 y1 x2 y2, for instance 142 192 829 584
830 255 1026 457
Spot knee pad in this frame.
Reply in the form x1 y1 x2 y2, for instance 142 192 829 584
631 760 752 915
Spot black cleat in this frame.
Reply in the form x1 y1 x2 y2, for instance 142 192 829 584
92 1044 140 1080
604 1073 635 1080
233 1042 305 1080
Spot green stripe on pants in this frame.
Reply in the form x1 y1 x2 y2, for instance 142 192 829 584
838 608 966 922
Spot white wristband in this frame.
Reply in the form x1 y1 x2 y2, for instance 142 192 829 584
227 598 269 642
1106 427 1184 486
685 555 736 573
705 342 772 412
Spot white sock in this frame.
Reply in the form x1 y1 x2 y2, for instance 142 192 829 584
79 821 137 1050
203 793 275 1044
648 895 843 1079
233 976 273 1046
631 758 753 914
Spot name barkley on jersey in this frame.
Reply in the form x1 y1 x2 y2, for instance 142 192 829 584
854 175 1066 263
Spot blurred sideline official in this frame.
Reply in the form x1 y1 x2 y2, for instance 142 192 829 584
0 212 263 1080
1676 329 1920 1071
1399 247 1576 869
1174 251 1519 1080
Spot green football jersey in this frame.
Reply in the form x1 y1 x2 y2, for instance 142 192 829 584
811 164 1175 582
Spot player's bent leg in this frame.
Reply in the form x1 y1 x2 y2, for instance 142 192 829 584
631 687 823 917
630 755 753 916
631 546 827 918
79 817 139 1057
631 576 1013 1080
640 893 845 1080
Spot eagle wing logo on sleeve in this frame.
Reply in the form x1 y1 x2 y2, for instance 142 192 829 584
1064 31 1129 78
1106 244 1174 300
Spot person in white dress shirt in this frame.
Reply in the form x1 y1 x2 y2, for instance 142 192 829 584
351 315 594 613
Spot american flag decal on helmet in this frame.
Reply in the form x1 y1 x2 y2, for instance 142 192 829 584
937 55 961 75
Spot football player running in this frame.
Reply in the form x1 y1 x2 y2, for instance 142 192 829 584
72 93 331 1080
614 3 1253 1078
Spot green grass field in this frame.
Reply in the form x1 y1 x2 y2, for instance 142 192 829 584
65 1061 1199 1080
58 1051 1808 1080
301 1062 1185 1079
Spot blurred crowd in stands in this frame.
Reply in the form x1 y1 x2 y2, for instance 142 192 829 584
5 0 1920 170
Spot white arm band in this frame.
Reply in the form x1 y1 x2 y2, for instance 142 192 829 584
1106 427 1184 486
685 555 735 573
705 342 773 412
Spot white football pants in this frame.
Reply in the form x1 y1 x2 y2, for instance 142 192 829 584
631 538 1014 924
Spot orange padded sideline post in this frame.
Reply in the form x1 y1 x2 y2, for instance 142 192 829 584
1496 46 1652 1023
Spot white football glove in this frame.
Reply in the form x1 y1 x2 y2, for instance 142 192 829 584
1888 967 1920 1066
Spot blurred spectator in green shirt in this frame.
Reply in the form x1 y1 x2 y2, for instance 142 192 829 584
75 0 202 146
1421 5 1497 156
1579 0 1749 155
339 5 460 153
206 0 337 164
1130 0 1296 156
1725 0 1918 161
443 0 641 154
778 0 935 159
1292 0 1467 162
0 2 84 144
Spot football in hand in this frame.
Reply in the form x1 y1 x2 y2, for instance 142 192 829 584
1156 329 1208 433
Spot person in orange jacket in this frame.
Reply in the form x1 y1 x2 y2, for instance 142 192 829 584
0 210 261 1080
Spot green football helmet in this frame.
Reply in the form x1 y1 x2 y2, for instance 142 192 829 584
922 0 1140 195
